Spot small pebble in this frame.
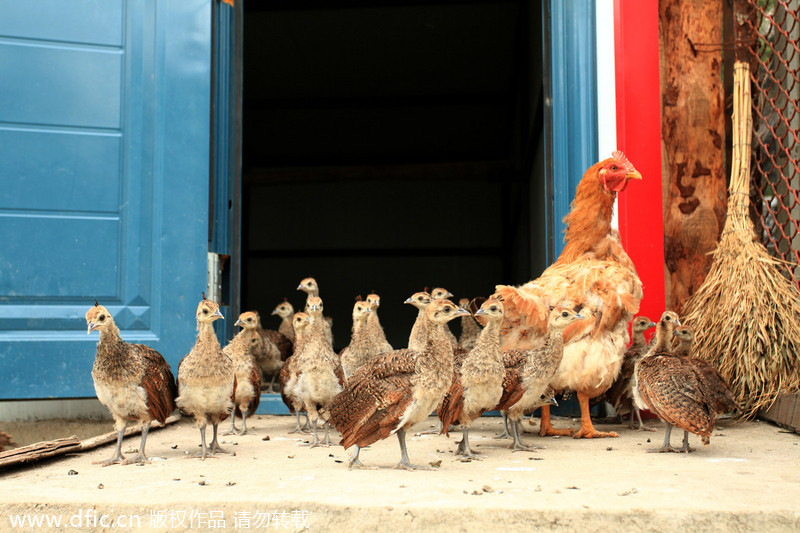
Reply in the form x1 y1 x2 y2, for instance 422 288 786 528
198 480 207 486
482 485 493 493
262 435 270 441
171 445 178 449
97 483 104 489
67 470 78 476
226 482 236 487
471 490 483 496
566 486 580 490
288 455 295 459
429 460 442 468
606 447 613 451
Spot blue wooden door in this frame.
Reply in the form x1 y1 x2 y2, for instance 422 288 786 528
0 0 212 399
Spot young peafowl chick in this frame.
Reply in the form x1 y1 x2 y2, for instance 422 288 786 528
222 313 263 435
325 299 469 470
340 298 383 380
279 312 311 434
297 277 333 346
495 308 585 451
86 302 177 466
271 299 296 343
634 311 734 453
365 292 393 353
438 298 506 459
176 296 235 459
405 290 433 351
292 296 344 447
604 316 657 431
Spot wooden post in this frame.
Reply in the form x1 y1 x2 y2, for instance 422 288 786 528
660 0 728 313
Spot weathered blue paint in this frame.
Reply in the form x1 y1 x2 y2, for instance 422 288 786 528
544 0 598 264
0 0 212 399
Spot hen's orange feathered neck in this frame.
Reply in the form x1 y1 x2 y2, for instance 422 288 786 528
557 160 617 265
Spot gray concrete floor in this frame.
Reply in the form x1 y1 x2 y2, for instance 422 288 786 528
0 414 798 532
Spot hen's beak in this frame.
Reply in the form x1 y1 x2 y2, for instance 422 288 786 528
87 322 97 334
627 170 643 181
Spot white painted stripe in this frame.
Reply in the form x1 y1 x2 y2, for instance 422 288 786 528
595 0 619 229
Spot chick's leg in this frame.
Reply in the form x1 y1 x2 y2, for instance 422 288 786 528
494 412 512 440
633 407 656 432
572 391 618 439
208 422 230 455
95 422 126 466
123 421 152 465
223 412 239 436
538 405 575 437
394 428 434 471
456 425 484 459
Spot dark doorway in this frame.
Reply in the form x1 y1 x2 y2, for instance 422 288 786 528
241 0 546 350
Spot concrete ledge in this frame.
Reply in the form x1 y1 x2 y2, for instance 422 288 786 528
0 399 110 422
1 415 798 532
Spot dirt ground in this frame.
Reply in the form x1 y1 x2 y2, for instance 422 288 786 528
1 414 798 532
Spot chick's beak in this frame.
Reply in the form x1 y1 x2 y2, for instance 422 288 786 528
404 298 414 305
214 309 224 319
455 307 471 317
547 397 559 407
574 313 586 320
296 284 304 290
87 322 96 334
649 321 657 328
270 309 278 315
234 319 243 327
473 308 487 317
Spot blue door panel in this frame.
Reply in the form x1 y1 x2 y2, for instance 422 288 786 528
0 129 121 212
0 0 123 46
0 0 212 399
0 214 119 298
0 42 122 129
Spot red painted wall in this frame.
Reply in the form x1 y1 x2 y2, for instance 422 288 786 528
615 1 666 323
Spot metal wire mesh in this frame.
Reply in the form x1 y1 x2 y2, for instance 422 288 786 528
741 0 800 284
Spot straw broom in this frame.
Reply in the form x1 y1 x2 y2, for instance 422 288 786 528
681 61 800 420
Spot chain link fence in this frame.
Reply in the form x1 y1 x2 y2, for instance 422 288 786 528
741 0 800 285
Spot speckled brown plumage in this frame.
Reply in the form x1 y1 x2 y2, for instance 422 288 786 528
297 277 333 346
223 319 263 435
271 299 296 342
279 312 311 433
176 297 235 459
635 312 728 452
292 296 343 446
457 297 481 351
85 304 177 466
325 299 469 469
431 287 460 349
365 293 393 353
340 299 385 380
494 308 585 450
673 325 738 416
438 298 505 458
405 290 432 351
604 316 656 430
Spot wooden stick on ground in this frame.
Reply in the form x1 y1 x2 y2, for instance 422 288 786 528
0 414 181 469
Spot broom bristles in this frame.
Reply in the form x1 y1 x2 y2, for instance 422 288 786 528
682 61 800 419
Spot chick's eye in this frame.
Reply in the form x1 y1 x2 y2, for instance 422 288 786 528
561 311 569 318
98 314 105 321
490 306 497 312
202 309 208 315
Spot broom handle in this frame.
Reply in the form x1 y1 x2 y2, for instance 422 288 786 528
724 61 755 238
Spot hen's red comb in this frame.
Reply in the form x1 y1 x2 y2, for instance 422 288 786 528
611 150 634 169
